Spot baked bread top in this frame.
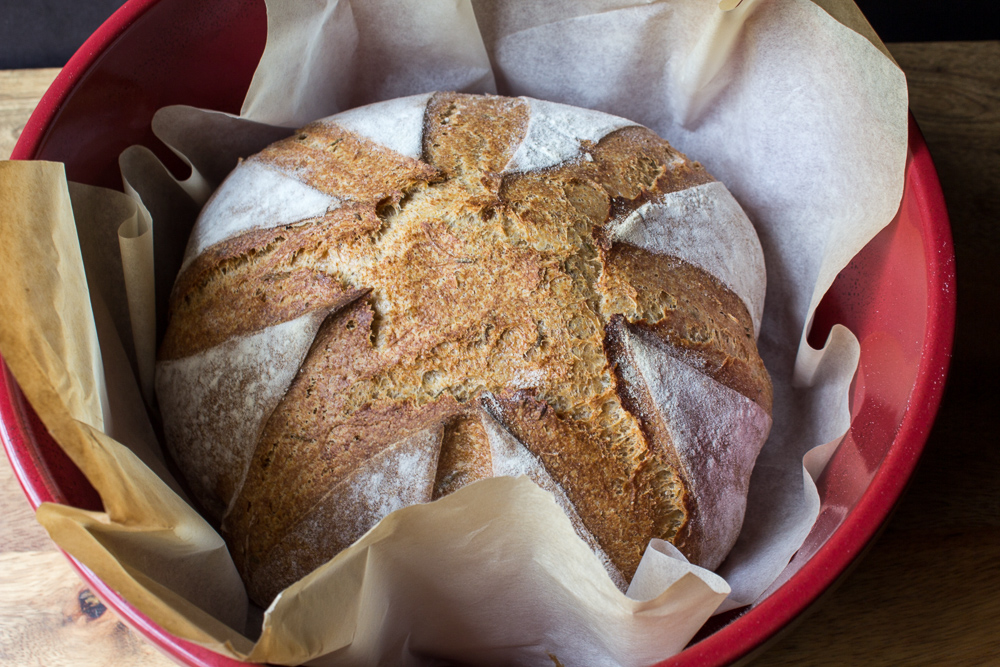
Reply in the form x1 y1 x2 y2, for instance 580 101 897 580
155 92 772 606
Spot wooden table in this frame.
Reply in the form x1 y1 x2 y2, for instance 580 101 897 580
2 42 998 666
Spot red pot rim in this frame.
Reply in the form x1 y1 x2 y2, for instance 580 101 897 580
10 0 164 163
1 3 956 664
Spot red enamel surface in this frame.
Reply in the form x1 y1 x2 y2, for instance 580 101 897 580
657 118 955 665
9 0 266 187
0 1 955 663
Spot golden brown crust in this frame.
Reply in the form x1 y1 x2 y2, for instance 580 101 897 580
161 93 772 605
253 120 440 200
424 92 530 187
603 315 708 565
487 388 687 580
603 244 773 414
433 413 492 500
224 298 463 599
587 125 714 203
160 212 373 360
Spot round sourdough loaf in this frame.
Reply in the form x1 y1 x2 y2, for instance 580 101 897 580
155 92 773 606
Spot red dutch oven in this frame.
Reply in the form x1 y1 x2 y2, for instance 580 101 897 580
0 0 955 664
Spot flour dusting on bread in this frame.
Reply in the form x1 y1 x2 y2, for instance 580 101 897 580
607 181 766 336
156 310 331 517
327 92 434 160
181 162 340 272
504 98 636 173
156 92 772 606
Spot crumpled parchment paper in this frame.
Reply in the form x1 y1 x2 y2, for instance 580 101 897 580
0 0 907 664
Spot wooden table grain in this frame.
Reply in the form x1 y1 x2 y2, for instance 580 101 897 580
0 66 175 667
1 42 998 666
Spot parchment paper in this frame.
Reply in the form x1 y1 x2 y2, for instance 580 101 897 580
0 0 908 664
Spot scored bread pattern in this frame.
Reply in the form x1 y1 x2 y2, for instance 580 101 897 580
326 92 434 160
242 426 443 600
607 181 765 336
479 402 628 589
623 327 771 569
155 92 772 605
180 162 342 274
504 98 636 173
156 309 333 519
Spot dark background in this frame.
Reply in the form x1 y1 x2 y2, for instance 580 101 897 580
0 0 998 70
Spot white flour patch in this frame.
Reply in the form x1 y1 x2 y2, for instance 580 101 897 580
324 93 434 160
156 310 330 519
505 98 636 173
607 181 766 337
277 428 442 551
626 328 772 570
248 427 443 594
348 432 441 519
181 161 339 271
509 368 546 390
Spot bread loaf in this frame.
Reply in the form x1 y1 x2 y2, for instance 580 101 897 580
155 92 773 606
